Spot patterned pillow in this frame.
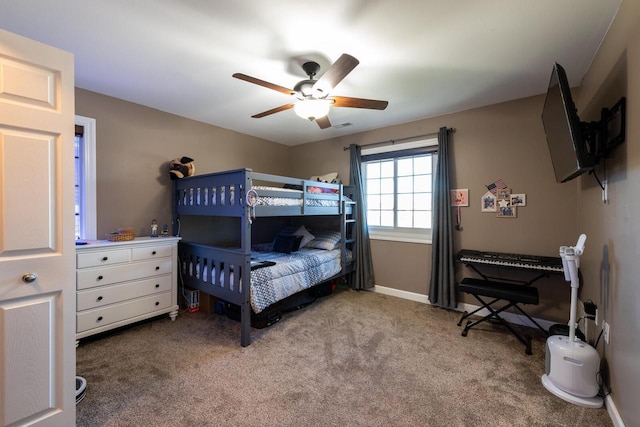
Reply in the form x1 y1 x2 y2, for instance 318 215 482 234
305 230 342 250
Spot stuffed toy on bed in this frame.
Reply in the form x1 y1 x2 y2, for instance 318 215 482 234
168 156 195 180
308 172 340 193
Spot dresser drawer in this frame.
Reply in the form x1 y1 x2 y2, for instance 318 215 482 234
76 291 173 333
77 249 131 268
76 275 172 311
76 258 173 290
75 237 180 343
132 244 173 261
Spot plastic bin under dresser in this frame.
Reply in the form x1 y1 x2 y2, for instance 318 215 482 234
75 236 181 345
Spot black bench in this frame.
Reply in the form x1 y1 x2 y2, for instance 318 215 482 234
457 277 546 355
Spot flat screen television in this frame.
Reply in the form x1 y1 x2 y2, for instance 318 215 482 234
542 63 595 183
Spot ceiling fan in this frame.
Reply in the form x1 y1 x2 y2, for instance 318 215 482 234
232 54 388 129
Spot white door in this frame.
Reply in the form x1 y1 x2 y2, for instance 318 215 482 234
0 29 76 426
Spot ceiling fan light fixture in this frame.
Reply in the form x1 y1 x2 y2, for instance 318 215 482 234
294 98 331 121
293 80 315 98
233 54 387 127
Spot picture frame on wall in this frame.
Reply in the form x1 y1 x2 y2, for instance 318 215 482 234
510 193 526 206
497 188 511 200
450 189 469 207
481 191 497 212
497 198 517 218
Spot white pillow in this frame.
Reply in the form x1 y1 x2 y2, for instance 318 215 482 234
276 225 315 248
294 225 315 248
309 172 338 183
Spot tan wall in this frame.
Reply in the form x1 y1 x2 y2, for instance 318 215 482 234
572 1 640 423
292 95 577 320
371 241 432 295
75 89 290 238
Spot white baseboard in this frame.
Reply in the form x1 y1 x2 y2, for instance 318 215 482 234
369 285 430 304
606 394 625 427
371 285 555 330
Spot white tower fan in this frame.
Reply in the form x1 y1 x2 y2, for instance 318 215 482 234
541 234 603 408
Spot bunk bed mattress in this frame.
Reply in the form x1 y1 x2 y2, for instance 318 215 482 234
233 185 343 208
208 246 345 313
250 247 344 312
253 186 344 208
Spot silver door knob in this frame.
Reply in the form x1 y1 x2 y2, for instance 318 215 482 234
22 273 37 283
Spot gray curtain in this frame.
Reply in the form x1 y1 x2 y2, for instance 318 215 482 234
428 127 456 308
349 144 375 290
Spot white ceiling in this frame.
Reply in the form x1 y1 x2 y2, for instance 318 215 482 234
0 0 622 146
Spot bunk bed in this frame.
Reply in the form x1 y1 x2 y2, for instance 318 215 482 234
172 168 356 346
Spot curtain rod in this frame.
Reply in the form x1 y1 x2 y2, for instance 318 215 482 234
343 127 455 151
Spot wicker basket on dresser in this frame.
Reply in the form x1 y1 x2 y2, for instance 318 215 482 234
75 236 181 345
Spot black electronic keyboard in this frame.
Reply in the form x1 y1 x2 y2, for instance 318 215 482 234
457 249 563 273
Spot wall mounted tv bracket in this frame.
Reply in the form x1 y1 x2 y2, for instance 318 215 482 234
581 97 626 190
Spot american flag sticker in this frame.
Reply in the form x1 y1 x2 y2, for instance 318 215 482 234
486 179 507 194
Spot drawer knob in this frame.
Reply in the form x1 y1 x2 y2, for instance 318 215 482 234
22 273 37 283
155 266 160 271
97 316 103 322
102 256 108 262
155 301 160 306
97 296 103 302
155 284 160 288
152 251 157 255
97 275 103 281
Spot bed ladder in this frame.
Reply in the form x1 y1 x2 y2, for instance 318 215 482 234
342 186 357 276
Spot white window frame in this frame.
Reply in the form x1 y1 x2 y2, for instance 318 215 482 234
363 138 438 245
75 115 97 240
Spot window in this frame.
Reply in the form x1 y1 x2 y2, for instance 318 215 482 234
363 138 438 244
74 115 97 240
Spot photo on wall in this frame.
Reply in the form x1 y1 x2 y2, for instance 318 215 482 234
497 197 517 218
450 189 469 207
510 193 526 206
481 191 497 212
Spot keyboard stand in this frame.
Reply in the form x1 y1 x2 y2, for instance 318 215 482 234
456 249 564 354
457 278 546 355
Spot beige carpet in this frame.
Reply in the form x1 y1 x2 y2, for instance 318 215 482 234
76 288 613 426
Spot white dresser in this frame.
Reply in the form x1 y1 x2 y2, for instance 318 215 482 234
75 236 180 344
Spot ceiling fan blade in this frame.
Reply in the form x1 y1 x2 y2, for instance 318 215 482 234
316 116 332 129
312 54 359 96
232 73 295 96
251 103 295 118
331 96 388 110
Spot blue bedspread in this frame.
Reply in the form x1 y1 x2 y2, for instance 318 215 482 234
248 247 343 313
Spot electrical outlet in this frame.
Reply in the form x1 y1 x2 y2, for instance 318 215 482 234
603 321 610 344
